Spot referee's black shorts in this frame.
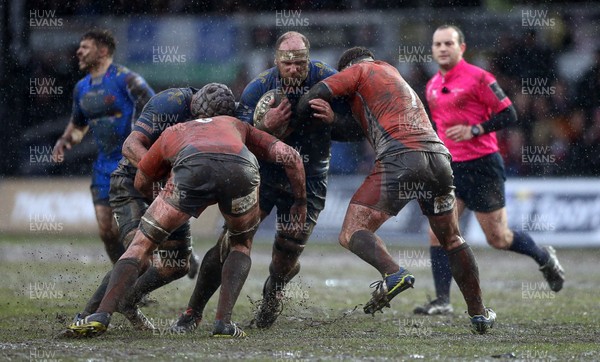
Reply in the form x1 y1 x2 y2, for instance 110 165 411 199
452 152 506 213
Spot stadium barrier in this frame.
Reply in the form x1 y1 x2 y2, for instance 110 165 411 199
259 176 600 247
0 178 223 238
2 177 599 247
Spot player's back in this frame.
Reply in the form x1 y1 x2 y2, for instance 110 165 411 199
159 116 261 166
327 61 447 159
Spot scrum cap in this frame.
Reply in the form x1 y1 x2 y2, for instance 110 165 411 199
191 83 236 118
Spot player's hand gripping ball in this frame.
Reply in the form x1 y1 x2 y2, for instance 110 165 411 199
253 89 289 138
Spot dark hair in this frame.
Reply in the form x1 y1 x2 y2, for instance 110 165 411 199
81 29 116 56
435 24 465 45
337 46 375 71
275 31 310 51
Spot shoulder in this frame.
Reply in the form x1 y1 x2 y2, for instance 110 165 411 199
162 87 188 104
427 71 441 86
310 60 337 80
252 68 277 86
74 77 89 93
112 63 133 76
463 61 495 83
240 69 275 100
112 63 147 83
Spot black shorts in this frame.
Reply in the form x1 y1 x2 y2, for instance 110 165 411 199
109 172 191 247
165 153 260 218
260 175 327 237
452 152 506 213
351 151 456 216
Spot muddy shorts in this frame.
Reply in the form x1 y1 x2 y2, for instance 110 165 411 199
351 151 456 216
164 153 260 218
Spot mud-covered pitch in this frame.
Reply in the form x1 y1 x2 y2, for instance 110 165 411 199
1 236 598 361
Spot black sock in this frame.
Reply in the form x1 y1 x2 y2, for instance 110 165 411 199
430 246 452 303
97 258 140 314
83 270 112 315
215 251 251 323
348 230 398 276
509 230 549 266
187 244 223 315
123 266 177 310
447 243 483 317
105 241 125 264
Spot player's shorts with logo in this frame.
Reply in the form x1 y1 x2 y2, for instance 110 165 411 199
110 161 191 247
451 151 506 213
351 151 456 216
164 152 260 218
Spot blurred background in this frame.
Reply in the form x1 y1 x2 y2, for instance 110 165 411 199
1 0 599 245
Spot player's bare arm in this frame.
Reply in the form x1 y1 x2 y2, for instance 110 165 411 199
122 131 153 167
52 121 89 162
133 169 156 201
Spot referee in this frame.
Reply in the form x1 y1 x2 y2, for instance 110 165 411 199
416 25 565 316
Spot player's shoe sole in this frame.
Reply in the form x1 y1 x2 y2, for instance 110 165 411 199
470 308 496 334
364 268 415 315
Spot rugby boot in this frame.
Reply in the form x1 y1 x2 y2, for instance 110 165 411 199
121 307 155 331
254 276 284 329
470 308 496 334
539 246 565 292
55 312 86 338
170 308 202 334
211 320 247 338
254 262 300 329
364 268 415 315
65 312 111 338
413 297 454 315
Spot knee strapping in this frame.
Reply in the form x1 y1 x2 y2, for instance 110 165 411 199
227 220 260 244
447 242 470 256
139 214 170 244
274 233 305 256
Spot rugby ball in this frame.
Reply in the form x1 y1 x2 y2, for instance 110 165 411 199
253 89 288 138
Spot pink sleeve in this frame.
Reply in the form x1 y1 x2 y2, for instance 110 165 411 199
478 71 512 114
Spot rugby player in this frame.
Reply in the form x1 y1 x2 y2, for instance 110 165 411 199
298 47 496 334
66 83 307 338
69 86 205 330
171 31 360 332
414 25 564 315
52 29 154 263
